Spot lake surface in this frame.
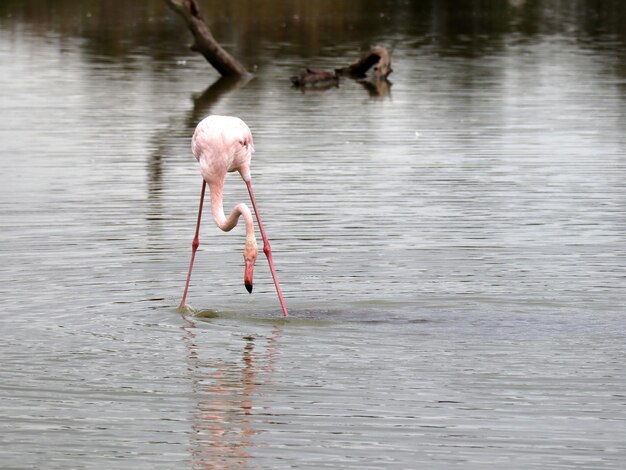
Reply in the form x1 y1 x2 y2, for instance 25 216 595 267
1 1 625 468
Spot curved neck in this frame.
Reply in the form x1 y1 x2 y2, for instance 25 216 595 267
209 178 255 239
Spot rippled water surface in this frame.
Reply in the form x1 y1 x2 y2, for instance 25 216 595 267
1 1 625 468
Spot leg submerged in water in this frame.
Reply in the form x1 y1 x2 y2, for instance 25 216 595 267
179 179 207 311
245 180 289 317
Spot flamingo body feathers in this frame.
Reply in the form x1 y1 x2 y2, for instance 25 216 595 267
192 115 254 184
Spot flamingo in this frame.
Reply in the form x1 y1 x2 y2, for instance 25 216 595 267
179 115 289 317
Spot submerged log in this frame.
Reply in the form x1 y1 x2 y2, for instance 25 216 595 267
291 46 392 89
337 46 393 80
290 68 339 88
164 0 249 77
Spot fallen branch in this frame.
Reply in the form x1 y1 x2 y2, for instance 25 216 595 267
164 0 249 77
336 46 393 80
292 46 392 89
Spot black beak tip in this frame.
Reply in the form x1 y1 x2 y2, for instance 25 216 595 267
245 282 253 294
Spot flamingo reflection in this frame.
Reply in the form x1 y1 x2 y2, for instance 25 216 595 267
182 317 282 469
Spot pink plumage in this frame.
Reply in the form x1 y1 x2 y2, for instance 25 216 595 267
192 115 254 184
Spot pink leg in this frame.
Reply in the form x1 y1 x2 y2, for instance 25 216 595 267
245 180 289 317
179 179 207 310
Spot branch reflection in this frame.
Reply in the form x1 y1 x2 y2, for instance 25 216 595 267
292 76 392 99
187 76 253 130
145 76 251 249
356 78 392 100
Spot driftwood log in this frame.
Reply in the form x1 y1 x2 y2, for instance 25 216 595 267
164 0 249 77
292 46 392 89
337 46 393 80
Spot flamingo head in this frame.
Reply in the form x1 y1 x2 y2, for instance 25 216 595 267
243 236 258 293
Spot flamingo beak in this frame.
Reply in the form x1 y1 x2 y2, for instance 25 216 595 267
244 259 254 293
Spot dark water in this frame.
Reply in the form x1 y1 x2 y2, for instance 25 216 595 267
1 1 625 468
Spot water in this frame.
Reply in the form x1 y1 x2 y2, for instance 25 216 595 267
1 1 625 468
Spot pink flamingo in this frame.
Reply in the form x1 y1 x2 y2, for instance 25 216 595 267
179 115 289 317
